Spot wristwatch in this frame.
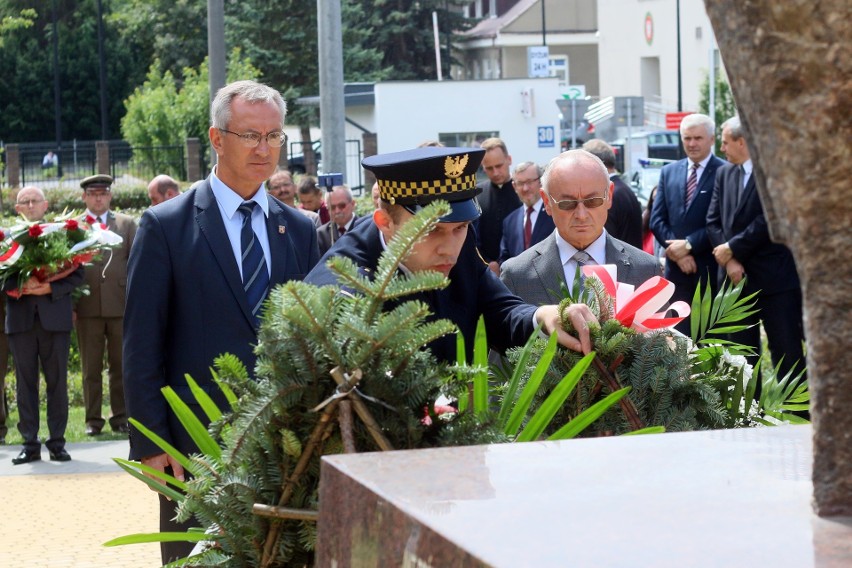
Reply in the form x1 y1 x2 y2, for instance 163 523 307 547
684 239 692 252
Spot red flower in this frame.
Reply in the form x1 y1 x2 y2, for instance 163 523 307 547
28 225 43 238
65 219 79 231
85 214 96 226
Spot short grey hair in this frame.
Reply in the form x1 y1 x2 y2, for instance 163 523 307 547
581 139 617 170
513 161 542 179
541 150 609 194
331 185 353 202
210 80 287 130
721 115 744 139
680 113 715 138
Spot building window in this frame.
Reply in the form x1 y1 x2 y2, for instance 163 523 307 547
549 55 569 84
438 131 499 148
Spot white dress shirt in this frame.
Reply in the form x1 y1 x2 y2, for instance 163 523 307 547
210 168 272 280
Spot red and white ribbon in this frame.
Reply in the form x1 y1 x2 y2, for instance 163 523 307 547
582 264 690 332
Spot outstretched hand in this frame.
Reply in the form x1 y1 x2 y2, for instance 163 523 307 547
535 303 598 354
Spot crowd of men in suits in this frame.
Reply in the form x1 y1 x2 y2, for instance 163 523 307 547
0 78 807 562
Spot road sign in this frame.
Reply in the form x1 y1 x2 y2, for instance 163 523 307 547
527 46 550 78
666 112 691 130
562 85 586 100
537 126 555 148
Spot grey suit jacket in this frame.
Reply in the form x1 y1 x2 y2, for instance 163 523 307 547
500 231 662 306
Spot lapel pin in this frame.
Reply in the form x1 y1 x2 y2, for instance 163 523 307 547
278 225 286 234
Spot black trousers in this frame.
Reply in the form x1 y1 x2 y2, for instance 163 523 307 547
158 470 201 564
8 317 70 453
729 287 807 381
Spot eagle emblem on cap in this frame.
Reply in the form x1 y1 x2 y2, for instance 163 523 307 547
444 154 468 179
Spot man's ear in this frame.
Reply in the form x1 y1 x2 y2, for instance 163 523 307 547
540 189 552 216
209 126 223 153
373 208 395 240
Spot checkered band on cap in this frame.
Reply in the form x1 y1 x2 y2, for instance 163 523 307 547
362 146 485 207
378 174 478 205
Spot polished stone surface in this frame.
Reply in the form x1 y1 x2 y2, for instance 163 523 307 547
318 425 852 567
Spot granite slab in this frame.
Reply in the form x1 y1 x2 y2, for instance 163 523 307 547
317 425 852 567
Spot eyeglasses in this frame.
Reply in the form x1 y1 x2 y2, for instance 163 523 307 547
219 129 287 148
547 191 607 211
514 177 541 188
16 199 44 207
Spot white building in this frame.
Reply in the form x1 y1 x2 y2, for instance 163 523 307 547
597 0 719 116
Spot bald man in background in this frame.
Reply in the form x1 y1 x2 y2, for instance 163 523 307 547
147 175 181 206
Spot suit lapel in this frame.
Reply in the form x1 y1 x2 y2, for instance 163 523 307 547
194 180 255 326
605 235 633 283
733 173 756 217
533 233 568 302
266 197 293 285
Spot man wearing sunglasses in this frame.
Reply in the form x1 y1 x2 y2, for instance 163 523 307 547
500 150 661 307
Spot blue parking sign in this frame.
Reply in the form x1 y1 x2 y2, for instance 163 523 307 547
538 126 555 148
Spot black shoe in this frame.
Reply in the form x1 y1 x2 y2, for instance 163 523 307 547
85 425 102 436
112 423 130 434
12 449 41 465
49 448 71 462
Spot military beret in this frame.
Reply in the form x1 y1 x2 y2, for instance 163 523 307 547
80 174 114 190
362 146 484 222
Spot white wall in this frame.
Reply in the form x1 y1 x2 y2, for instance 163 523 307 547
597 0 717 113
373 77 565 166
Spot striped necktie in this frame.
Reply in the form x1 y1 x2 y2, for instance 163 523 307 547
572 250 594 285
684 162 699 207
238 201 269 327
523 206 534 249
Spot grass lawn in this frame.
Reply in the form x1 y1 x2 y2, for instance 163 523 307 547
2 404 129 445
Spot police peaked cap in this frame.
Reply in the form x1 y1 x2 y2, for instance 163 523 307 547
362 146 484 222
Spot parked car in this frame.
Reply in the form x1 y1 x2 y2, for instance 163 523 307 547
625 158 675 207
611 130 684 173
561 119 596 150
287 140 321 174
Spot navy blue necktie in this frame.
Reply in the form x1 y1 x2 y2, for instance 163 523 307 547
238 201 269 327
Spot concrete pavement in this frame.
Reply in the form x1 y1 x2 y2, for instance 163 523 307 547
0 440 162 567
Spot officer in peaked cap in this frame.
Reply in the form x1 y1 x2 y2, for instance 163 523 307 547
304 146 598 362
80 174 114 190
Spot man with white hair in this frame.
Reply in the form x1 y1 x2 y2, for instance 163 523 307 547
650 113 726 330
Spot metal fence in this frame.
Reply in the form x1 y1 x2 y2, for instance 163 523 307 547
15 142 98 187
110 144 186 182
286 138 364 194
1 140 187 189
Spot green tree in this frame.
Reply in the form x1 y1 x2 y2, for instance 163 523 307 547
120 49 260 169
699 69 738 134
345 0 474 80
0 0 144 142
110 0 208 86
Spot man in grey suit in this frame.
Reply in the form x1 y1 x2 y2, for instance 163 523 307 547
501 150 661 306
317 184 359 255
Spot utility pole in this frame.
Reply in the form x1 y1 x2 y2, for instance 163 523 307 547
97 0 108 140
207 0 226 167
52 0 63 177
317 0 346 180
676 0 683 112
